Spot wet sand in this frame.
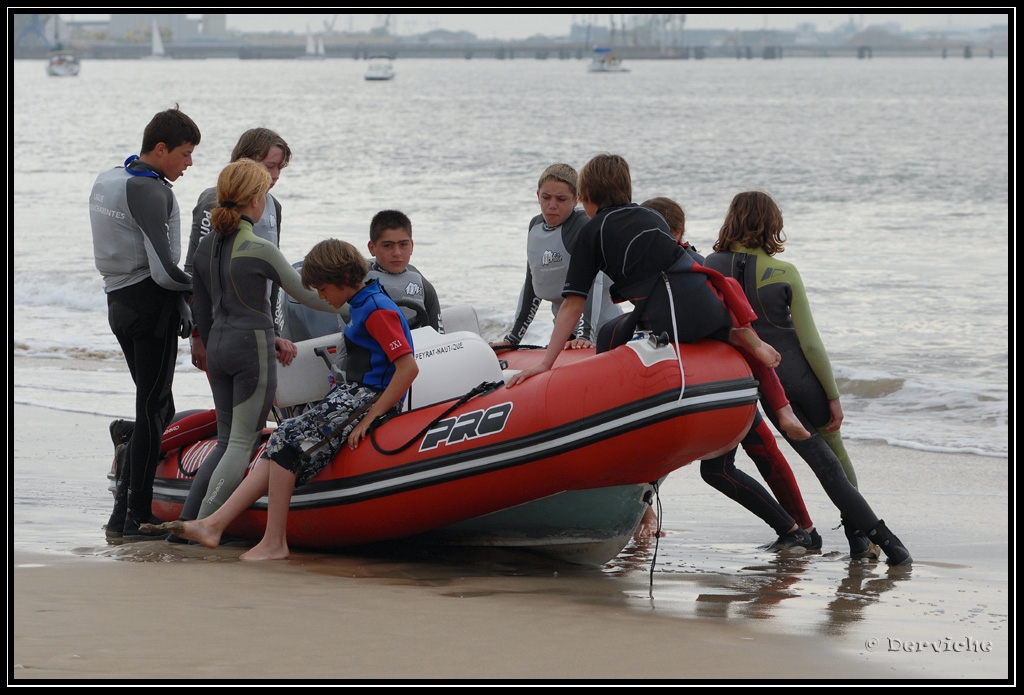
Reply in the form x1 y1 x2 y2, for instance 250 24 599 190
11 405 1010 681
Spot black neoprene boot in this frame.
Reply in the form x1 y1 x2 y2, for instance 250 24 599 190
867 519 912 566
842 518 878 561
104 444 129 541
122 489 168 542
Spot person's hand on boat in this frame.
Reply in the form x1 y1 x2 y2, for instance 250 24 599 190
564 338 593 350
275 337 298 366
505 363 549 388
348 417 373 449
824 397 845 432
190 334 207 372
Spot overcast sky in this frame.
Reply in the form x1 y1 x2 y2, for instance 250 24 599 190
63 13 1010 39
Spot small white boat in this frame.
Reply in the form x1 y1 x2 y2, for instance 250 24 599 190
46 53 80 77
365 55 395 81
142 20 169 60
587 47 628 73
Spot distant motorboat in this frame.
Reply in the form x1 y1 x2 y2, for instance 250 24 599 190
587 47 628 73
142 20 169 60
365 55 395 81
46 53 80 77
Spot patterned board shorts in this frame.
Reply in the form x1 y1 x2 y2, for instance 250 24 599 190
265 383 382 487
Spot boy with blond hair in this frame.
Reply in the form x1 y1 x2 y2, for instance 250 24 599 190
492 163 620 350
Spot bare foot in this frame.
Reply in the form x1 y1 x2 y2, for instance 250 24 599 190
239 540 289 561
633 506 665 540
142 519 223 549
730 327 781 368
778 405 812 441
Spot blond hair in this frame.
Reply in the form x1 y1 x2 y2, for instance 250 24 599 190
211 159 272 235
537 163 578 196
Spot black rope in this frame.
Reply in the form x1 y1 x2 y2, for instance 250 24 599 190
175 449 197 478
369 380 506 456
648 480 662 596
491 343 547 353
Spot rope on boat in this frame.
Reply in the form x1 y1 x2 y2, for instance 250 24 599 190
648 479 663 596
368 380 506 456
490 343 547 352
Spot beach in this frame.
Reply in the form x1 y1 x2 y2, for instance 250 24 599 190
11 404 1009 681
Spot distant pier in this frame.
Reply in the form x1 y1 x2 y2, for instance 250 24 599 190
14 39 1006 62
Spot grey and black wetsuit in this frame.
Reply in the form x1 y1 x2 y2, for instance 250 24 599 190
366 260 443 332
90 156 192 515
505 209 621 346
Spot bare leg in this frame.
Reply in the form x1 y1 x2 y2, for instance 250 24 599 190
146 459 272 548
729 327 781 369
634 505 665 539
776 403 812 441
240 462 296 561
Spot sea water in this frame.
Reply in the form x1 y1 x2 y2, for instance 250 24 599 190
13 56 1008 457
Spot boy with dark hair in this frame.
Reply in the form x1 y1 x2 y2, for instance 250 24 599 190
90 105 200 541
366 209 443 332
147 238 419 561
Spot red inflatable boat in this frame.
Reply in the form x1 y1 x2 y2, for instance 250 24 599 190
114 328 759 554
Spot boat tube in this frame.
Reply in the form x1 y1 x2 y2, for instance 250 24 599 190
117 327 758 554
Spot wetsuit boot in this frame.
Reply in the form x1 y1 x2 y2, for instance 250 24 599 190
867 519 912 566
104 444 130 541
123 489 168 542
842 517 878 561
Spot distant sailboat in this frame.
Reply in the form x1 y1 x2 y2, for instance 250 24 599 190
142 19 169 60
297 26 326 60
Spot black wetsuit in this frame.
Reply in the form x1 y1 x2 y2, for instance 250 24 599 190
562 203 731 353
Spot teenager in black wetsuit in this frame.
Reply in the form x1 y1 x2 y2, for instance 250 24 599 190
90 107 200 542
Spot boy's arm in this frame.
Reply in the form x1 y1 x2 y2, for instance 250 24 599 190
125 178 191 292
347 353 418 448
503 264 542 345
185 188 216 278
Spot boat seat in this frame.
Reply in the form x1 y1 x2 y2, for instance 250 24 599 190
274 327 505 411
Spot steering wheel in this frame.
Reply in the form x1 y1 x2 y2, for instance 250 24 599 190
392 297 431 331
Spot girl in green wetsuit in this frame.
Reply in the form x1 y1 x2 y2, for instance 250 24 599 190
705 191 911 565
